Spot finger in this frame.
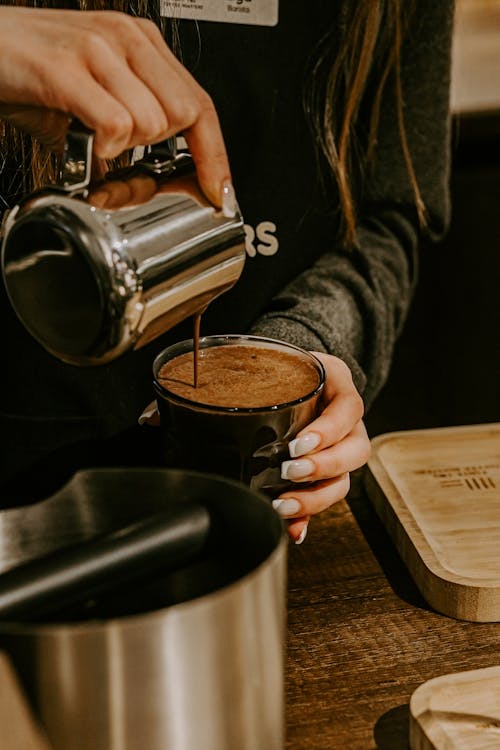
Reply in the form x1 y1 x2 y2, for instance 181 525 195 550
286 516 310 545
4 18 140 156
47 66 136 158
12 70 135 159
281 421 370 484
134 18 232 207
86 44 169 152
35 24 167 156
314 353 365 440
288 355 364 458
1 9 231 205
273 474 351 519
93 14 232 207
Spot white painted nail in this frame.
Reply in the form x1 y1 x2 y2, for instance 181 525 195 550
295 524 309 545
222 180 237 218
281 458 315 481
289 432 321 458
272 498 302 517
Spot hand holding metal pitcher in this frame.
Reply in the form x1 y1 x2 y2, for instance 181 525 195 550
1 122 246 365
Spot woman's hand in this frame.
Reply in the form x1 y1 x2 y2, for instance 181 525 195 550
0 6 231 207
273 353 371 544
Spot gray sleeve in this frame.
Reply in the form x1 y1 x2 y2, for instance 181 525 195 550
250 0 454 410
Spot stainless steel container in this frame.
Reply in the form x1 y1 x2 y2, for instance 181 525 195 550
0 468 286 750
0 124 246 365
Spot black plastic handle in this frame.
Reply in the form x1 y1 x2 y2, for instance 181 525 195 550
0 503 210 621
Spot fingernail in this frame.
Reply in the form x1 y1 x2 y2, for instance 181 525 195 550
281 458 315 481
289 432 321 458
272 498 302 518
295 524 309 545
222 179 237 218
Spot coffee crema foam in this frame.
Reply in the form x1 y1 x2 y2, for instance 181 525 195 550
157 345 320 408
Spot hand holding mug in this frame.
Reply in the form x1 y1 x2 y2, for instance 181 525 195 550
273 353 371 543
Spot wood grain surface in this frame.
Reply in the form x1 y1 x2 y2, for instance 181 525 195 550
285 470 500 750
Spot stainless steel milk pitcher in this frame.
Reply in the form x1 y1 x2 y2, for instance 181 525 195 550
0 122 246 365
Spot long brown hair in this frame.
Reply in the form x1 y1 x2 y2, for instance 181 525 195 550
305 0 425 245
1 0 424 244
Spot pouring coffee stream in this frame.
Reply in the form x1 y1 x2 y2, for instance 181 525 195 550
0 120 246 366
192 309 203 389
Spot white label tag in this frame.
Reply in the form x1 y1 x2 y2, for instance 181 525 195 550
160 0 278 26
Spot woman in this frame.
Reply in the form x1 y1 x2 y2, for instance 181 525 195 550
0 1 453 542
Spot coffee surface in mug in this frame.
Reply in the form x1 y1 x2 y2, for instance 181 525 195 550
157 345 320 408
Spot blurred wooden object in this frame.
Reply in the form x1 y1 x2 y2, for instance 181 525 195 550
0 652 53 750
410 665 500 749
452 0 500 113
366 423 500 622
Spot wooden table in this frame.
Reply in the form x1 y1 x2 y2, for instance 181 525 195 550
285 470 500 750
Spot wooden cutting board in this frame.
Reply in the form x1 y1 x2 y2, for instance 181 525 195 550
365 423 500 621
410 665 500 749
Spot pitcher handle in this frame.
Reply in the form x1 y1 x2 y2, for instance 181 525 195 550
59 118 94 193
